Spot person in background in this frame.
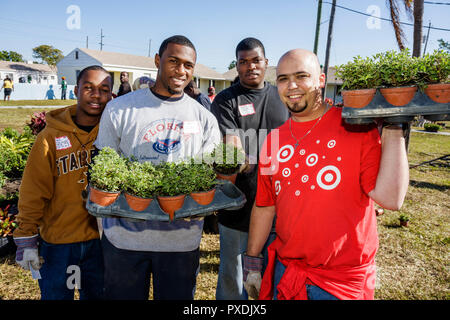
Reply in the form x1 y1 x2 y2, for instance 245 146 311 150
244 48 409 300
210 37 289 300
208 86 216 102
13 65 113 300
117 71 132 97
61 76 68 100
184 80 211 111
2 76 14 101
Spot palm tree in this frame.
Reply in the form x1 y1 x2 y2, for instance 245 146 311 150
386 0 413 51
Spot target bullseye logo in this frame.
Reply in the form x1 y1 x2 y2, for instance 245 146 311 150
327 140 336 148
274 180 281 195
282 168 291 177
305 153 318 167
316 165 341 190
301 175 309 183
299 149 306 156
277 145 294 163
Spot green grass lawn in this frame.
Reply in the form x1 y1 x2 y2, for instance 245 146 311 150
0 100 76 107
0 110 448 299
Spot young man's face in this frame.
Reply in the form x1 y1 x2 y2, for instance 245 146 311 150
75 70 112 121
236 47 268 89
276 54 325 116
154 43 196 97
120 72 129 83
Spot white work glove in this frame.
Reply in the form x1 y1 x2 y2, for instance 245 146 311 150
243 253 263 300
14 235 44 271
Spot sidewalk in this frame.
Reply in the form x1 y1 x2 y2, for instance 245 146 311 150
411 129 450 136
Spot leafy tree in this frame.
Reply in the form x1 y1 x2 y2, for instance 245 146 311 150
0 50 24 62
228 60 236 70
438 39 450 53
32 45 64 66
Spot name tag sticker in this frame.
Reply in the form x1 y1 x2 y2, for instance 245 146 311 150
238 103 256 116
55 136 72 150
183 121 200 134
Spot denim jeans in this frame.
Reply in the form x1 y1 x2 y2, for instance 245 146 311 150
273 259 339 300
101 235 199 300
216 223 275 300
38 238 104 300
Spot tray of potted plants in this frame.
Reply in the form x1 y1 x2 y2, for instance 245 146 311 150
0 204 18 257
336 49 449 124
86 146 247 222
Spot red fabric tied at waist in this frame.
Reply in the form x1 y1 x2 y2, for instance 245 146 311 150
260 245 376 300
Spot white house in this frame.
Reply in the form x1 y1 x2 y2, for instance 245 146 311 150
223 66 343 103
57 48 229 95
0 60 57 85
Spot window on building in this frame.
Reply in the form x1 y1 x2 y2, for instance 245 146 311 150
51 76 55 80
75 51 79 59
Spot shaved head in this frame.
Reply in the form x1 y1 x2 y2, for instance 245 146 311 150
275 48 326 121
277 49 322 78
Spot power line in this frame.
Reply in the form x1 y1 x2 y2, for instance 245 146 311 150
322 1 450 32
424 1 450 5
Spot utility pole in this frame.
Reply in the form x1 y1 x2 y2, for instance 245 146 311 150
423 21 431 56
323 0 336 99
86 36 89 49
148 39 152 57
313 0 323 55
99 29 105 51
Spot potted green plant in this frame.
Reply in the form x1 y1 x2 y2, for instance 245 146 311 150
155 161 192 221
417 49 450 103
88 147 128 206
377 49 418 106
185 158 217 206
209 143 245 184
124 161 162 212
399 213 410 227
335 55 380 108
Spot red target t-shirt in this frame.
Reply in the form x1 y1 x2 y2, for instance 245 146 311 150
256 107 382 299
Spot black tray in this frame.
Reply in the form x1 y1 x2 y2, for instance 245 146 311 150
86 180 246 222
342 90 450 124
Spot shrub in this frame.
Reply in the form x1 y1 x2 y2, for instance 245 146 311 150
0 127 35 179
0 205 18 237
156 161 192 197
416 50 450 86
335 55 381 90
125 161 162 198
27 111 47 135
399 213 410 222
424 123 441 132
375 49 418 88
88 147 128 192
185 159 217 193
209 143 245 175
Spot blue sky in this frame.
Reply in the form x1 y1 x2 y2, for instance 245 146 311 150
1 0 449 73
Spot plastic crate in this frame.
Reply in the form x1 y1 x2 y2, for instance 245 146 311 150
342 90 450 124
86 180 246 222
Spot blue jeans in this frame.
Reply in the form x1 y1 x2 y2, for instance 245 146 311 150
101 235 199 300
273 259 339 300
38 238 104 300
216 223 275 300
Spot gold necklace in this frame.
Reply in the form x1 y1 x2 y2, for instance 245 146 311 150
289 106 330 150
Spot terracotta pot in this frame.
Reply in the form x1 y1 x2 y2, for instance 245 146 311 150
124 193 153 212
216 172 237 184
341 89 376 108
157 194 186 221
424 83 450 103
380 86 417 106
190 189 216 206
89 186 120 207
400 220 409 227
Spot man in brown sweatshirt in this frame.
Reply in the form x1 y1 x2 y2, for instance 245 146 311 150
13 65 112 300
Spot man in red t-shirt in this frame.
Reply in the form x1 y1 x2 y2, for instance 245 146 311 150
243 49 409 300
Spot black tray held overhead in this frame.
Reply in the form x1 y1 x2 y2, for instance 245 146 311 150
341 90 450 125
86 180 246 222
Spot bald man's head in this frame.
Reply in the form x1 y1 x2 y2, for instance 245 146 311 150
276 49 326 119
